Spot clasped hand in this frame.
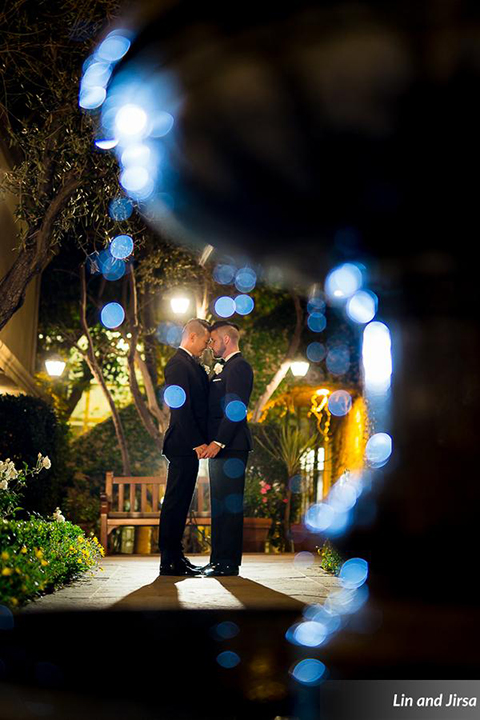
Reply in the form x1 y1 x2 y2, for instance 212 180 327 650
194 442 221 459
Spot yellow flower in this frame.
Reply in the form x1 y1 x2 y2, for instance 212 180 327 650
1 551 10 560
35 549 43 559
2 567 12 576
77 536 84 543
21 546 27 554
41 560 48 566
15 567 21 574
10 597 18 606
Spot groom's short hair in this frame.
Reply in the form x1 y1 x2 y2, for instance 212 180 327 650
210 321 240 342
182 318 211 336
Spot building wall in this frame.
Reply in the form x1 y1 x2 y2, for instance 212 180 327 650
0 144 40 395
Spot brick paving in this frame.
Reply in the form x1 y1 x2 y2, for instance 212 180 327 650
18 553 339 613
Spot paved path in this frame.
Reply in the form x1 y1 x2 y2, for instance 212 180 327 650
19 553 339 612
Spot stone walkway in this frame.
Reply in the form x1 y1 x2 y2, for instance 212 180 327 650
19 553 339 613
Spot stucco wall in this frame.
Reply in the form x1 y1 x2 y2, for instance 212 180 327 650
0 144 40 393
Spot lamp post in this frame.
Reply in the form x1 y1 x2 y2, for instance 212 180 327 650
45 355 66 377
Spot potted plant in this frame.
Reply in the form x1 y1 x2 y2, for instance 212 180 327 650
256 420 319 551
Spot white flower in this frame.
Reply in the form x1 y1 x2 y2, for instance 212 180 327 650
42 456 51 469
0 479 8 490
53 507 65 522
4 462 18 481
213 363 224 375
200 364 210 374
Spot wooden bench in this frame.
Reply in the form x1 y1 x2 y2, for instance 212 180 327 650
100 470 212 554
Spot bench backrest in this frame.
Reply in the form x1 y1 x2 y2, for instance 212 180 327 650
105 471 210 517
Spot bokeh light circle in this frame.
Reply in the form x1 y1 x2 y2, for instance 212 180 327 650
365 433 393 467
216 651 240 669
100 302 125 328
109 196 133 220
293 621 327 648
306 342 326 363
163 385 186 409
328 390 352 417
234 295 254 315
225 401 247 422
214 296 236 318
307 313 327 333
326 346 350 375
110 234 134 259
79 86 106 109
325 263 363 302
213 264 236 285
234 268 256 293
291 659 326 686
339 558 369 589
346 290 378 324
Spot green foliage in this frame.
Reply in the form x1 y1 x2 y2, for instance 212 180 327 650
240 287 296 406
0 0 124 248
0 394 70 516
0 517 104 610
244 423 304 550
319 539 344 575
65 403 165 530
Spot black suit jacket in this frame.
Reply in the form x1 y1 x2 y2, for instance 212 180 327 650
208 353 254 452
162 348 209 457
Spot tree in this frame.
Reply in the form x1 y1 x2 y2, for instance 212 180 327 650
0 0 122 332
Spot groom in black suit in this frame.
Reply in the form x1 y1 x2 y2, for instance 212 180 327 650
158 318 211 576
202 321 254 577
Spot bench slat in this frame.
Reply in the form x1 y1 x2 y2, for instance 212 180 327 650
112 477 167 484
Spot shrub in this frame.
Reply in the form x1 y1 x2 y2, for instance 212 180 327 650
319 539 343 575
0 517 104 610
0 394 70 517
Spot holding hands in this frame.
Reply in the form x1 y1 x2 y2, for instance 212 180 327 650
193 442 222 459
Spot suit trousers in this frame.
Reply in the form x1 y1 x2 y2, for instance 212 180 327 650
208 451 249 567
158 454 199 560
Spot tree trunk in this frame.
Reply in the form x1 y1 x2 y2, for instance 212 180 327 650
0 172 80 332
126 270 165 451
251 292 303 422
79 265 132 476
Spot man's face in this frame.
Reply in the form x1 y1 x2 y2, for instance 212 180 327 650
191 329 210 357
210 330 227 358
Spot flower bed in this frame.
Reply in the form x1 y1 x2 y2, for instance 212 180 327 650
0 517 104 610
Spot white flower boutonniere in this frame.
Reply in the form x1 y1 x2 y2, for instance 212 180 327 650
213 363 224 375
200 364 210 374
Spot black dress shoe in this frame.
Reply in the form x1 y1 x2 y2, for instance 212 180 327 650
181 555 202 570
159 558 203 576
202 562 239 577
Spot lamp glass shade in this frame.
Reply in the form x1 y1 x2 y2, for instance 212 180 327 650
290 361 309 377
170 296 190 314
45 358 66 377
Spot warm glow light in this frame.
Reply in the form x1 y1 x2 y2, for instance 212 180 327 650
316 388 330 396
170 296 190 314
45 357 66 377
290 361 310 377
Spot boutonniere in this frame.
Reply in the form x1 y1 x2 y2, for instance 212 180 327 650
213 362 224 375
200 364 210 374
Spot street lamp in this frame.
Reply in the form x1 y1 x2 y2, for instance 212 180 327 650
45 355 66 377
170 295 190 315
290 360 310 377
